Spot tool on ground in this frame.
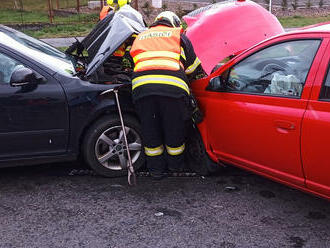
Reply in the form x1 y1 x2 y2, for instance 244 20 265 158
101 86 136 186
68 169 198 178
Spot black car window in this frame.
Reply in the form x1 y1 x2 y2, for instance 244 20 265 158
224 40 321 97
0 52 24 84
0 28 76 77
319 63 330 100
0 26 67 61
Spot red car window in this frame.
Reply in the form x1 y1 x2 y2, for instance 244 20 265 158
319 63 330 99
222 40 321 97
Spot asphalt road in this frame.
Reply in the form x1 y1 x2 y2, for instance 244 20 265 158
0 163 329 248
42 37 84 48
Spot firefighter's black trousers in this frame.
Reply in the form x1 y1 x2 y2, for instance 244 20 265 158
135 95 186 174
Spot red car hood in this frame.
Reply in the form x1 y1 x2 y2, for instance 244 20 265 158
184 0 284 75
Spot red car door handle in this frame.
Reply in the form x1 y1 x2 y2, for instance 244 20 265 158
275 120 295 130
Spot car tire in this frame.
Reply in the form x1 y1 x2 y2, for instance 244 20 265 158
186 124 220 176
82 115 145 177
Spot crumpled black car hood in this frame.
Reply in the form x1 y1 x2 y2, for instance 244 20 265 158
83 5 146 77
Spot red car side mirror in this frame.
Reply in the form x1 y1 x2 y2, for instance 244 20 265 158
207 75 226 92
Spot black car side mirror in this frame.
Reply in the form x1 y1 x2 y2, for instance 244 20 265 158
206 75 227 91
10 67 45 87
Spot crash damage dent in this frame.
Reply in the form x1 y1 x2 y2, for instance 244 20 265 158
86 5 146 78
184 0 284 75
66 5 146 84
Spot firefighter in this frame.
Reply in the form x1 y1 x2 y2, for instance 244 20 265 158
100 0 143 76
99 0 131 20
130 11 203 179
99 5 112 21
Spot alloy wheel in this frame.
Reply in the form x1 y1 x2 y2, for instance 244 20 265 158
95 125 142 170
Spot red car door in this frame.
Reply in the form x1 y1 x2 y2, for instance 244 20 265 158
195 36 323 187
301 38 330 199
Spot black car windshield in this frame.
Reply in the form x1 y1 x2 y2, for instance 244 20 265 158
0 26 76 76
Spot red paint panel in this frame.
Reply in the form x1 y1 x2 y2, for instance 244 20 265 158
184 0 283 74
202 93 307 184
302 40 330 197
302 102 330 197
191 33 330 199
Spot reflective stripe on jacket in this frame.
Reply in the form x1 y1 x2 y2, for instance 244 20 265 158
130 26 190 96
130 26 182 72
130 26 202 100
132 74 190 95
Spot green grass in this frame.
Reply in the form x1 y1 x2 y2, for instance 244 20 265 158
57 47 89 56
23 23 95 38
57 47 67 52
22 14 330 39
0 9 98 24
279 15 330 28
0 8 98 39
1 0 89 11
1 7 329 39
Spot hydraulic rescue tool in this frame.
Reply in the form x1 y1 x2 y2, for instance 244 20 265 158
101 86 137 186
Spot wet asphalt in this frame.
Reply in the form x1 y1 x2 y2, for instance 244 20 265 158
0 162 329 248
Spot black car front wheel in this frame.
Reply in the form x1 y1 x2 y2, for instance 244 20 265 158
82 115 145 177
185 124 221 176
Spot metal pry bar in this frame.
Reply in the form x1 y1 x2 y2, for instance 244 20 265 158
101 86 136 186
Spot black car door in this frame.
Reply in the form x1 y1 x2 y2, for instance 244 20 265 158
0 49 69 159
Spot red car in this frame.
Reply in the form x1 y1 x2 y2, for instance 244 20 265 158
185 2 330 200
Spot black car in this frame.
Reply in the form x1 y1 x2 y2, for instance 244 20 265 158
0 17 216 177
0 24 147 177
